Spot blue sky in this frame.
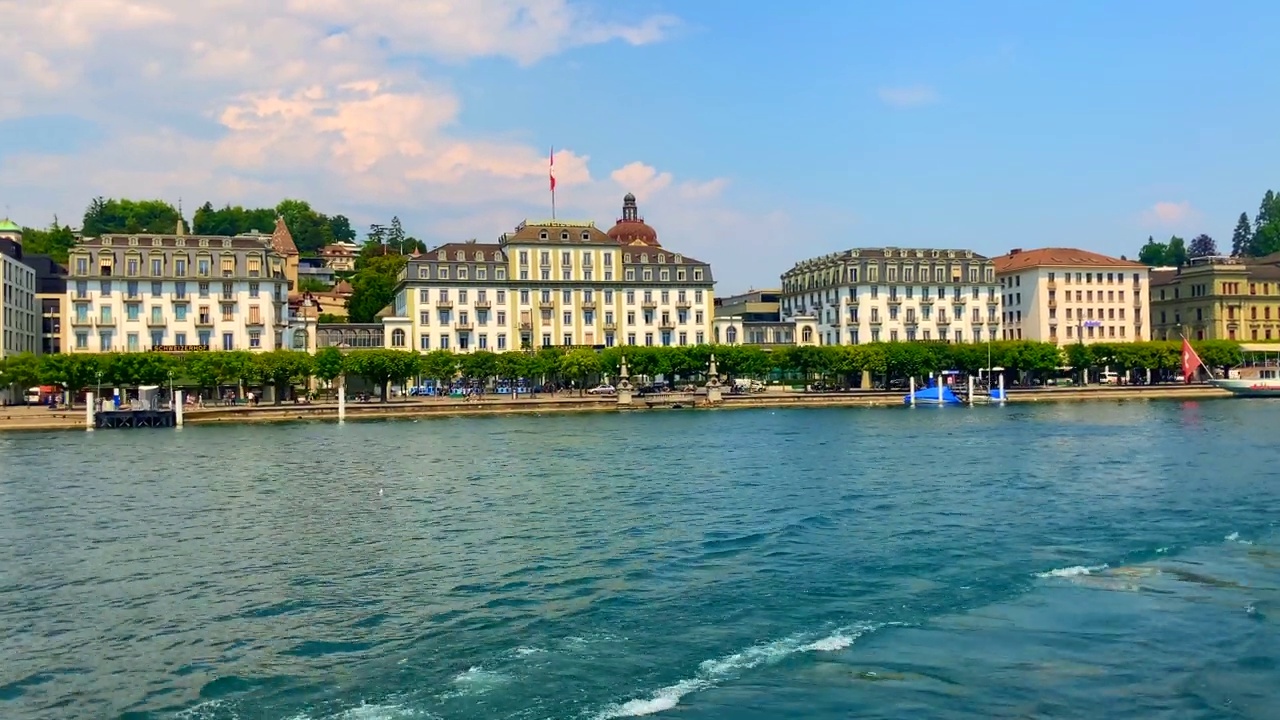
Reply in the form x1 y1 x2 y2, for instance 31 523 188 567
1 0 1277 291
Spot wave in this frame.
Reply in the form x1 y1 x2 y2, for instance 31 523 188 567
1225 532 1253 545
593 623 880 718
1034 564 1109 578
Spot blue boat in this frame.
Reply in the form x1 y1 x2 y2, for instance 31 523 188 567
903 378 1007 405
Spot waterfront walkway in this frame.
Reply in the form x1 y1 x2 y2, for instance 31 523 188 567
0 383 1234 433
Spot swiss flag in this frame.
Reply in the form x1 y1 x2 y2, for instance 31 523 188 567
549 147 556 192
1181 337 1204 383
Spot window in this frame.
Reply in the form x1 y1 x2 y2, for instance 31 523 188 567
249 305 261 324
175 305 187 321
151 258 162 276
221 257 234 276
175 332 186 345
126 303 140 321
249 282 259 298
420 334 430 350
391 329 405 347
222 305 234 322
222 333 234 350
150 306 163 325
248 330 261 348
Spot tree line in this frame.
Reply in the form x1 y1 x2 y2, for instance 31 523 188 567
1 340 1247 406
1138 188 1280 266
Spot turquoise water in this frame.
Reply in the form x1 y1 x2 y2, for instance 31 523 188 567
1 401 1278 719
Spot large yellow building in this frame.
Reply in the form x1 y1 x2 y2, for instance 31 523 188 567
385 195 716 352
1151 254 1280 341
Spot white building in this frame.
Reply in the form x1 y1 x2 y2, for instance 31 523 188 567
991 247 1151 344
0 219 39 357
387 195 717 352
780 247 1001 344
64 221 295 353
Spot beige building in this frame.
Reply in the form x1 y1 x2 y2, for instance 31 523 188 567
387 194 716 352
1150 254 1280 341
0 220 39 357
319 242 358 272
64 218 298 353
992 247 1150 344
780 247 1001 344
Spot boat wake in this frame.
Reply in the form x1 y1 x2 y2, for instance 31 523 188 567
593 623 884 718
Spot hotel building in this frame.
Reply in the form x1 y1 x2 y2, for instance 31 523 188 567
386 194 715 352
992 248 1150 344
779 247 1001 344
63 218 298 353
0 219 39 357
1150 254 1280 341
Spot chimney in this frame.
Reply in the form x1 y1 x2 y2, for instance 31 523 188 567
1009 248 1022 255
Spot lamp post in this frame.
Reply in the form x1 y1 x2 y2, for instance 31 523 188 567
95 370 103 410
168 370 174 408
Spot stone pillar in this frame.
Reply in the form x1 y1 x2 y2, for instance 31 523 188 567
705 353 723 404
86 392 95 430
616 355 633 406
338 379 347 422
175 390 184 427
861 369 872 390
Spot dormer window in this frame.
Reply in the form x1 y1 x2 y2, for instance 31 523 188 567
560 231 569 241
624 253 632 263
674 254 682 263
474 251 483 261
455 251 464 261
581 232 590 241
640 253 649 263
437 250 446 260
657 253 665 264
539 231 548 240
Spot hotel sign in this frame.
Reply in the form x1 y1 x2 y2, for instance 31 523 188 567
152 344 209 352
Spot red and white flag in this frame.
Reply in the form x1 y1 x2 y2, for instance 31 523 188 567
549 147 556 192
1181 337 1204 383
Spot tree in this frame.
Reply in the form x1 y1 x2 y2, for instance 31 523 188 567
38 354 102 405
1137 236 1168 266
313 346 346 393
0 353 42 391
343 349 399 401
252 350 314 404
1188 234 1217 259
328 214 357 243
419 350 459 392
276 199 334 254
1231 212 1253 257
347 253 408 322
192 202 276 236
1252 190 1280 257
1165 235 1188 267
558 349 600 394
20 221 78 263
82 197 182 236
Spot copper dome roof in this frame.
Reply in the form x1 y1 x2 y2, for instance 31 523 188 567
605 193 660 247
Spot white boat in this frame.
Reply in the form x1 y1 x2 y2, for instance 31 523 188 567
1208 366 1280 397
1199 342 1280 397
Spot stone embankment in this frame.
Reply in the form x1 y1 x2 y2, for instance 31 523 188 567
0 384 1235 433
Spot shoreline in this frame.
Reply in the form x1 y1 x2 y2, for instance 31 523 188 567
0 385 1235 433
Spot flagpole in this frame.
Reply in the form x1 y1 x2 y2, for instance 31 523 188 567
550 146 557 220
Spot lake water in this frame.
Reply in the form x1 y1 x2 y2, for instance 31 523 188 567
1 400 1278 719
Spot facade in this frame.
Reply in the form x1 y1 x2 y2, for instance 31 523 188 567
1150 255 1280 341
712 289 817 346
780 247 1000 345
0 220 40 357
387 195 715 353
320 242 358 272
64 219 297 353
298 257 336 286
24 254 69 354
992 248 1150 345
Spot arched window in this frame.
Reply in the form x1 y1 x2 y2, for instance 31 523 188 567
391 329 406 347
726 327 738 344
292 330 309 350
802 326 813 343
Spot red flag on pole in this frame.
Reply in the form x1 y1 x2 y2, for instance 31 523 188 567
1181 337 1203 383
549 147 556 192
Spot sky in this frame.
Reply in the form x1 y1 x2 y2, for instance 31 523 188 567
1 0 1277 293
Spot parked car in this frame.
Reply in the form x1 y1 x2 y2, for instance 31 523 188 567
587 384 616 395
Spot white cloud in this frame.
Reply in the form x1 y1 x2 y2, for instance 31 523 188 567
0 0 794 288
876 85 939 109
1142 201 1197 226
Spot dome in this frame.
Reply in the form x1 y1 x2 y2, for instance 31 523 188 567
605 193 660 247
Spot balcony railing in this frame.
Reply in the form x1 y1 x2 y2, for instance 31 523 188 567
538 300 554 309
675 300 691 309
437 299 454 309
603 322 617 331
455 321 474 331
581 301 597 310
641 300 657 309
887 296 902 305
473 299 491 309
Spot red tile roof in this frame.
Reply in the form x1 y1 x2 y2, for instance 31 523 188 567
992 247 1143 273
271 217 298 256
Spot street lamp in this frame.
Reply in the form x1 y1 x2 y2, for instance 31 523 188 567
95 370 103 411
168 370 174 409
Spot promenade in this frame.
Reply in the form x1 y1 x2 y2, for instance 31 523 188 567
0 384 1235 433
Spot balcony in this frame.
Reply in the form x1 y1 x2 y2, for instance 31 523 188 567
246 317 265 327
920 297 934 306
887 296 902 305
1048 299 1057 309
196 317 214 327
473 299 491 309
455 321 474 331
937 316 950 325
954 295 967 304
519 321 532 331
641 300 657 309
1133 296 1142 308
437 299 454 309
97 316 117 326
659 321 676 330
868 317 883 325
1046 280 1057 290
675 300 691 309
538 300 554 309
71 317 94 327
147 318 167 327
581 301 597 310
904 317 918 326
603 322 617 331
